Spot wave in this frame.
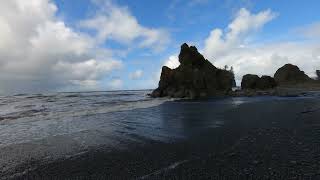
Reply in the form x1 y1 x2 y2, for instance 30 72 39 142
0 108 48 121
0 91 171 123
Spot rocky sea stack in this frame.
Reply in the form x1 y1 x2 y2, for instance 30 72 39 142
241 75 277 90
274 64 312 85
150 43 235 98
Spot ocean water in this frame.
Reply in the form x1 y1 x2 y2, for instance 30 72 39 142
0 90 319 175
0 90 169 173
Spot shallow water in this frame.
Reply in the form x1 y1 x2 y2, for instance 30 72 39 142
0 90 319 175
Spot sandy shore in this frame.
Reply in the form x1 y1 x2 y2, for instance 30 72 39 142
4 95 320 180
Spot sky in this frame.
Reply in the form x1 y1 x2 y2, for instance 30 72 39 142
0 0 319 94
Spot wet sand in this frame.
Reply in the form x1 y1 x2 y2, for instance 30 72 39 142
4 96 320 179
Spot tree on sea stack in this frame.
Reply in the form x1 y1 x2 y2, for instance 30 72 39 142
150 43 235 99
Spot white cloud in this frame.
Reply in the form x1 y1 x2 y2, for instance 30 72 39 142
30 21 93 56
0 0 173 93
151 55 179 88
129 70 143 80
53 59 123 81
212 42 320 82
0 0 126 93
80 1 170 51
164 55 180 69
108 78 123 90
202 8 320 84
204 8 276 58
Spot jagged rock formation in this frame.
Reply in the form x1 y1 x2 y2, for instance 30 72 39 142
151 43 235 98
274 64 312 84
241 74 276 90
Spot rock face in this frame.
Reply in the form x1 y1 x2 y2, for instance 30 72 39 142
241 74 260 89
257 76 277 89
241 74 277 90
151 43 235 98
274 64 311 84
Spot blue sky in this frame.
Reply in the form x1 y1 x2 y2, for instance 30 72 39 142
0 0 319 94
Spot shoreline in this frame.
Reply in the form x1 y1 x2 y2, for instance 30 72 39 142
4 95 320 179
231 86 320 98
149 84 320 99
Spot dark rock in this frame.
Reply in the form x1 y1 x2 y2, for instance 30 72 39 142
151 43 235 98
241 74 277 90
274 64 312 84
159 66 175 89
241 74 260 89
257 76 277 89
150 88 161 97
179 43 205 67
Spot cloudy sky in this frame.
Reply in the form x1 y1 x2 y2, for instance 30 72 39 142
0 0 319 94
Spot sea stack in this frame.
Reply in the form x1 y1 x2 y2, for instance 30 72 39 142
274 64 312 85
151 43 235 98
241 74 277 90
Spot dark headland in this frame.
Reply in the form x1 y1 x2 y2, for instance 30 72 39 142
151 43 320 98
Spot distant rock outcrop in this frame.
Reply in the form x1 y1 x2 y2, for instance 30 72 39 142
257 76 277 89
241 74 276 90
274 64 312 84
151 43 235 98
241 74 260 89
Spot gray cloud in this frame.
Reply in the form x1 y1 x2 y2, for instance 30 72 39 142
0 0 170 94
0 0 126 94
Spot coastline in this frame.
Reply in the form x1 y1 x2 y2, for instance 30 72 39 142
230 84 320 97
4 94 320 179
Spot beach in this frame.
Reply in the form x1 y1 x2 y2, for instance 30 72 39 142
1 91 320 179
1 0 320 179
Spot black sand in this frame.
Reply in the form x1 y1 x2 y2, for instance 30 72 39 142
4 96 320 180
